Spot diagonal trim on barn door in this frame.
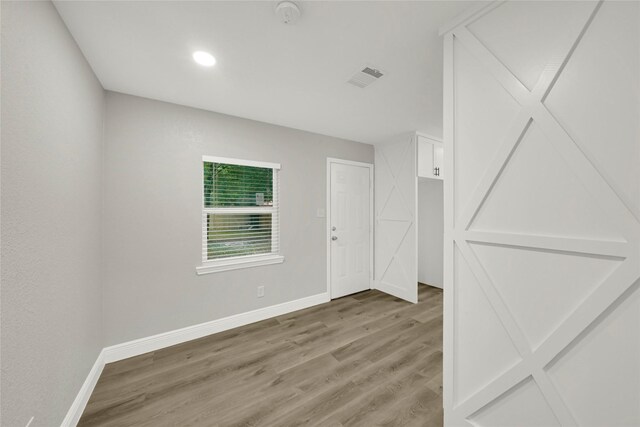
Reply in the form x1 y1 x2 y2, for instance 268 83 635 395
456 240 531 356
376 139 414 282
377 140 414 221
449 1 640 425
377 220 412 280
374 136 417 303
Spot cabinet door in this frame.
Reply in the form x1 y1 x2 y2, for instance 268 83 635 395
433 144 444 179
418 138 434 178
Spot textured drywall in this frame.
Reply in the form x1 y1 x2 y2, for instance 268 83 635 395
102 92 374 345
0 2 105 425
418 178 444 288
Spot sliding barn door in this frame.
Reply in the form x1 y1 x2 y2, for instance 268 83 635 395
443 1 640 426
374 135 417 303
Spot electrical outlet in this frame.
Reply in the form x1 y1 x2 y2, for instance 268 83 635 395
257 286 265 298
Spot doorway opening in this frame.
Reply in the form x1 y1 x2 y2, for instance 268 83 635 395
418 177 444 296
417 134 445 295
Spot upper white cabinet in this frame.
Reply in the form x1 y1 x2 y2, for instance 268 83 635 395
417 134 443 180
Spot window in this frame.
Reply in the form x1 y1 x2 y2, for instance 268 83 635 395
197 156 283 274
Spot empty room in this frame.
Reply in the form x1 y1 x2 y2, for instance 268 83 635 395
1 1 639 426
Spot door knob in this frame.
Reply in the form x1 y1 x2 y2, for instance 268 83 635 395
331 236 338 241
332 226 337 231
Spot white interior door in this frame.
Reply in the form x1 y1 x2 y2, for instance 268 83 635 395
374 135 418 303
443 1 640 426
329 160 372 299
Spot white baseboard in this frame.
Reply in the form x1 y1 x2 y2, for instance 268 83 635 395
102 292 330 363
61 292 330 426
60 349 105 427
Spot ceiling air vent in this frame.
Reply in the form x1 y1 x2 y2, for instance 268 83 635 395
347 66 384 88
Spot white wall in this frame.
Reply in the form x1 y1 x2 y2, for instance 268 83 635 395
102 92 373 346
443 1 640 426
0 2 105 426
418 178 443 288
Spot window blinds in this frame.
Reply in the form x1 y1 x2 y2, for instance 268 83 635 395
202 157 280 262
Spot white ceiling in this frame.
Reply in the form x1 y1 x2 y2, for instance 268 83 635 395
54 1 476 144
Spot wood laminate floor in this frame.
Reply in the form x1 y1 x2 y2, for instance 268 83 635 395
79 285 443 427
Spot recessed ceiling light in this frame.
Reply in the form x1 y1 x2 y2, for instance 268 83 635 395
192 51 216 67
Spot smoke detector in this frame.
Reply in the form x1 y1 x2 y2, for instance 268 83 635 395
276 1 301 24
347 66 385 88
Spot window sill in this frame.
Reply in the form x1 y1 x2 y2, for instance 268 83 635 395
196 254 284 275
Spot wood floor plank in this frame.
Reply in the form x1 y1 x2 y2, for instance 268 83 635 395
266 339 432 427
78 285 443 426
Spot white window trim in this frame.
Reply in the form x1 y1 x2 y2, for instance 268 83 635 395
198 156 283 275
196 253 284 275
202 155 281 171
